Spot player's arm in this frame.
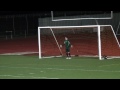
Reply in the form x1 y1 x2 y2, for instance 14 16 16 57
68 41 73 48
60 44 62 48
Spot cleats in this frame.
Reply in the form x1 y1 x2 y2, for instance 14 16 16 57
66 57 71 59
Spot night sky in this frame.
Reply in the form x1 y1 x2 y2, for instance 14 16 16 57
0 11 119 16
0 11 50 16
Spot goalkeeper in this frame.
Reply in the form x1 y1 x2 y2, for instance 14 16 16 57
60 37 72 59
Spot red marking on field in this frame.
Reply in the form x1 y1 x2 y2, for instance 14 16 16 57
0 36 38 55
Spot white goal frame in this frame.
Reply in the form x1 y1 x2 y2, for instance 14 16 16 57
51 11 113 21
38 25 120 60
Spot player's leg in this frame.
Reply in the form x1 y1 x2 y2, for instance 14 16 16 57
68 52 71 59
66 49 69 59
68 48 71 59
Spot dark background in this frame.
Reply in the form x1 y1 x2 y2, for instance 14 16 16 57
0 11 119 39
0 11 119 16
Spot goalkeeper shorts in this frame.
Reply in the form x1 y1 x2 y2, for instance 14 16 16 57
66 48 70 52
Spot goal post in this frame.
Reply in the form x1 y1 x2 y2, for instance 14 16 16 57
50 28 63 56
98 25 102 60
38 25 120 60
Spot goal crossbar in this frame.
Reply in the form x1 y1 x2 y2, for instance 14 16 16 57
51 11 113 21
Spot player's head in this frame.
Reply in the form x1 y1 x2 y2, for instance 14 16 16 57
65 37 68 40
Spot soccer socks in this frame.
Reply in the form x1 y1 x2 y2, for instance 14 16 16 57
66 52 71 57
66 52 68 57
68 52 71 57
68 52 71 59
66 52 71 59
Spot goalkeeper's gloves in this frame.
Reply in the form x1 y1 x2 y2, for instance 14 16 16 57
60 45 62 48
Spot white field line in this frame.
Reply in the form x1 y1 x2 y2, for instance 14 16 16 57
0 63 84 68
29 73 35 74
99 64 120 67
0 75 59 79
1 52 120 60
0 52 39 55
1 66 120 73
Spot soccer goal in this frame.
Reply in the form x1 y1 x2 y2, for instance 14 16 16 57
38 25 120 60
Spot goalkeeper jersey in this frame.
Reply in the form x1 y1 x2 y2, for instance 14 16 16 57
64 40 71 49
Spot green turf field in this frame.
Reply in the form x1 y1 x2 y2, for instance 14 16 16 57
0 55 120 79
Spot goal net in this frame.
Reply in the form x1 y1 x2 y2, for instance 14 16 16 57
38 25 120 60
